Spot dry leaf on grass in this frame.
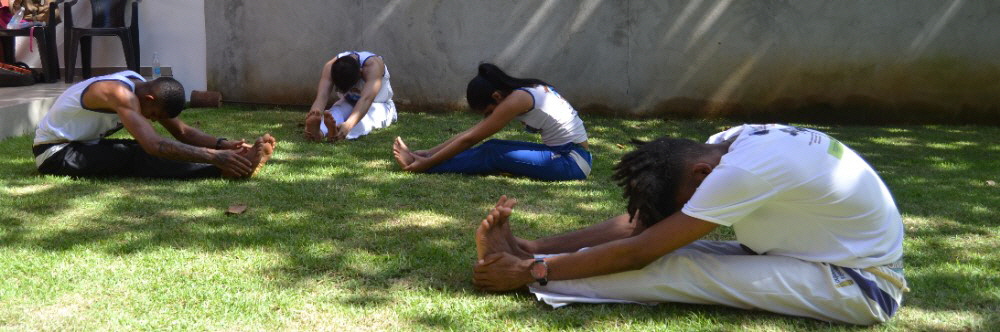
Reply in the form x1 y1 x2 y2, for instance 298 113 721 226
226 203 248 215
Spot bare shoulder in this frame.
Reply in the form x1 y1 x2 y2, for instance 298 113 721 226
361 55 386 73
503 89 533 108
82 80 137 111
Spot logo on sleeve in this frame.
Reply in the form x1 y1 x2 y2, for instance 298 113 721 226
827 138 845 159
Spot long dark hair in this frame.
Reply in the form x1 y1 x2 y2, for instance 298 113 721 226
466 63 549 111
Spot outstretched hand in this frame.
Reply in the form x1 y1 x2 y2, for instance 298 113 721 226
212 149 253 177
404 154 433 173
333 122 353 142
393 136 434 172
473 252 533 292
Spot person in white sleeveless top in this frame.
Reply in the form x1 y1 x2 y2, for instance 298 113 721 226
304 51 396 142
472 125 907 325
32 71 275 178
392 63 591 181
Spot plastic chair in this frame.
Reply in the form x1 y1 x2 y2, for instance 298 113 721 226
63 0 139 83
0 0 62 83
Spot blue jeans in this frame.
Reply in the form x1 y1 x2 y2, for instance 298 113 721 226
427 139 592 181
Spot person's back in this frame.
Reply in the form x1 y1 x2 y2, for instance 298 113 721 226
34 71 143 147
513 85 587 147
684 124 903 268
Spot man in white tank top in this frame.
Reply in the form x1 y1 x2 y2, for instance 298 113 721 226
304 51 396 142
32 71 276 178
471 125 907 325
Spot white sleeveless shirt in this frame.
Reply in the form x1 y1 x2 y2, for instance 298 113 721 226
34 71 145 145
514 85 588 146
335 51 393 103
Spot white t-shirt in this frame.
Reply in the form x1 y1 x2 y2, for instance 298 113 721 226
34 70 144 145
681 124 903 268
514 85 588 146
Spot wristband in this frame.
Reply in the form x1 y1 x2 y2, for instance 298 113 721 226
215 137 228 149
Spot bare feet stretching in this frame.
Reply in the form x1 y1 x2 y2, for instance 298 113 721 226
223 134 276 178
475 195 533 261
304 112 322 142
323 112 338 142
392 136 416 170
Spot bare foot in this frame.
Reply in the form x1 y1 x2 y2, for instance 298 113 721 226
323 112 338 142
476 196 532 261
304 112 322 142
392 137 416 169
251 133 276 175
260 132 277 148
223 134 276 178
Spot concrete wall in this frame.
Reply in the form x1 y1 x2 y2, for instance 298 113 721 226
9 0 207 99
207 0 1000 115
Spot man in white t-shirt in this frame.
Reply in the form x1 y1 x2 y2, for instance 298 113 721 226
473 124 907 325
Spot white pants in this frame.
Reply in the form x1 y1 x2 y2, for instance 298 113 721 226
530 241 906 325
319 100 397 140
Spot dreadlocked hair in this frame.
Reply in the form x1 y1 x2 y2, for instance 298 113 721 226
612 136 704 228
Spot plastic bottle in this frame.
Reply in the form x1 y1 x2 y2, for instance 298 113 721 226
6 7 25 29
151 52 161 79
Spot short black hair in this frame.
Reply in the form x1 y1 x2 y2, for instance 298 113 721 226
331 56 362 93
612 137 705 228
149 77 186 118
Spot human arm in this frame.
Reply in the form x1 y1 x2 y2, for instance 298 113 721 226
333 56 385 141
159 117 247 150
87 82 254 176
473 211 719 291
401 90 533 172
522 213 646 255
309 59 337 116
416 130 468 156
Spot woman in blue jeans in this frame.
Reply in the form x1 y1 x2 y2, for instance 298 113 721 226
393 63 591 181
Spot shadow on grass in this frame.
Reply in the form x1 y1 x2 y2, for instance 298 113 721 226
1 109 997 328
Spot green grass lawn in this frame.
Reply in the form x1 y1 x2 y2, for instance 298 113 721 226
1 107 997 331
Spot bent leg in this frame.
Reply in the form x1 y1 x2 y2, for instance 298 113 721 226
532 241 891 325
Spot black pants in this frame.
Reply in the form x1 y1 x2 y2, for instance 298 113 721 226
33 139 222 179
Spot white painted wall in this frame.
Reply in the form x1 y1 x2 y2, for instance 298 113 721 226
10 0 206 98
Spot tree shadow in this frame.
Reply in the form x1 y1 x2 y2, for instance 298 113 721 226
1 109 997 329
